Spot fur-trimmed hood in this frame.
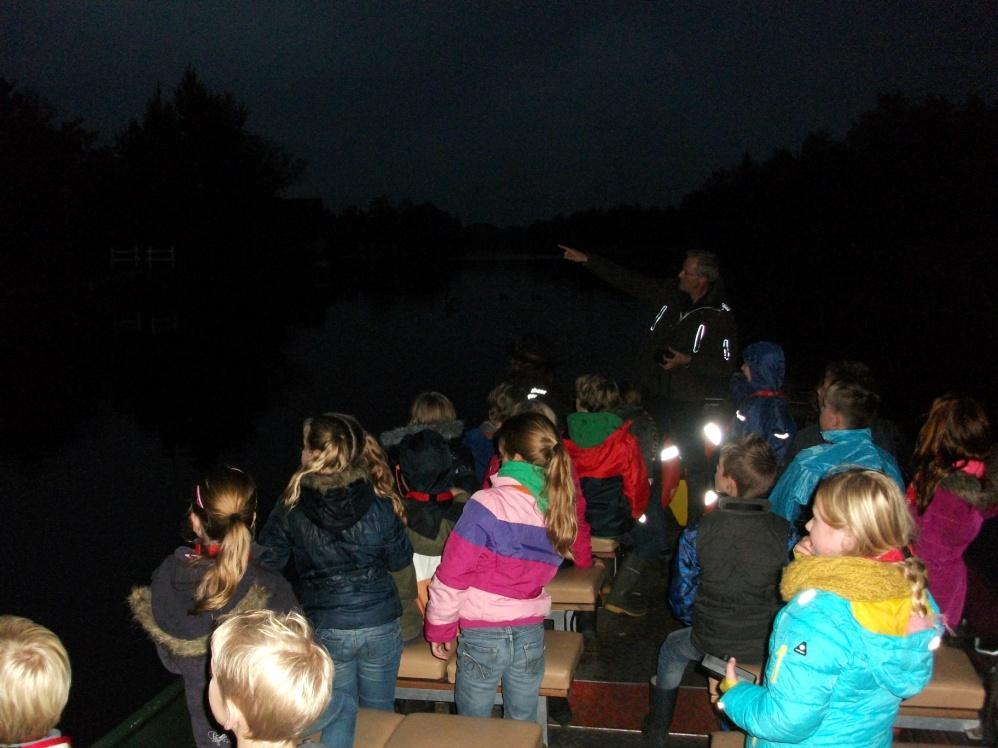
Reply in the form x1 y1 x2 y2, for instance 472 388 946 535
380 419 465 448
128 583 272 658
938 446 998 508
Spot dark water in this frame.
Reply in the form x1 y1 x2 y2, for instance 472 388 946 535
2 256 992 743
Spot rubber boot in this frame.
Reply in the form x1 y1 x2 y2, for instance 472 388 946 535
642 676 678 748
604 554 649 616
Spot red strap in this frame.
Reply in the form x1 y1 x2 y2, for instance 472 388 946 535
25 737 72 748
748 389 785 399
405 490 455 503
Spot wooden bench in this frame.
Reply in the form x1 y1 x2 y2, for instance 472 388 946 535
545 564 606 631
394 630 583 745
356 708 543 747
896 644 985 733
590 536 619 575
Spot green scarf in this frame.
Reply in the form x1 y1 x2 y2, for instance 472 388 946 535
498 460 548 514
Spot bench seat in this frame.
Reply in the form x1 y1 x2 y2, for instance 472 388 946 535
545 564 606 630
896 644 985 733
356 709 542 748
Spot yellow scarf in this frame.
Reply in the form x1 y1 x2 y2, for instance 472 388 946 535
781 556 913 636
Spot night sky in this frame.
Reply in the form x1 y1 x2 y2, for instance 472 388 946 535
4 2 995 225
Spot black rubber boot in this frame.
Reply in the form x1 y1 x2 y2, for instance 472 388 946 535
643 676 678 748
604 554 649 616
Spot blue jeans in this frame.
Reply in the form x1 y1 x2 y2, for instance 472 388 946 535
316 618 403 744
455 624 545 721
656 626 704 690
307 689 358 748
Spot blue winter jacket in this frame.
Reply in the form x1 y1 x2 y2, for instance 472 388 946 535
720 560 940 747
260 472 413 631
729 342 797 464
769 429 904 523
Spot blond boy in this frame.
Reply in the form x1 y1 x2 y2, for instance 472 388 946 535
0 616 72 748
208 610 333 748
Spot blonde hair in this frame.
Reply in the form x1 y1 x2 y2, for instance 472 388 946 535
512 398 558 427
575 374 620 413
283 413 405 523
814 469 930 617
210 610 333 743
0 616 71 744
409 392 457 425
496 412 578 556
190 466 257 614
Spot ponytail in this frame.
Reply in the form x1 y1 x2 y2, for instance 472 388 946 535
194 518 252 613
189 467 257 614
900 556 931 619
542 440 578 557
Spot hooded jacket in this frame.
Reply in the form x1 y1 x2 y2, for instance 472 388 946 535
719 555 941 747
911 448 998 629
583 254 737 404
769 429 904 523
128 544 298 748
729 342 797 464
259 470 413 631
380 419 477 494
564 412 650 537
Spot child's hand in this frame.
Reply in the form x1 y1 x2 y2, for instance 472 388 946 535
559 244 588 263
431 640 455 660
725 657 738 682
793 537 815 557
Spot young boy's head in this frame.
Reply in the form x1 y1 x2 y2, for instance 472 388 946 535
209 610 333 746
819 377 880 431
0 616 71 744
715 434 778 499
575 374 620 413
486 381 525 427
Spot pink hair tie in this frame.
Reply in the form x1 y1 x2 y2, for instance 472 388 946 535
954 459 986 479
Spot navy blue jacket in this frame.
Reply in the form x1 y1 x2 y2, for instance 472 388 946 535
260 471 413 631
729 341 797 464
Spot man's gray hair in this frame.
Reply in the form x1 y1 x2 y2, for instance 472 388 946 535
686 250 720 284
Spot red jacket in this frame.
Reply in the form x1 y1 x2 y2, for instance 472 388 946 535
565 422 650 519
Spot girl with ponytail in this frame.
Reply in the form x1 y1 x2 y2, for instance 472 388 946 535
425 411 578 721
129 466 298 748
718 469 942 747
259 413 412 748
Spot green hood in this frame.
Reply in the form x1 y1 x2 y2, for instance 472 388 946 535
566 411 623 447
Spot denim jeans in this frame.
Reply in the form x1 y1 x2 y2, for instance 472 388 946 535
656 625 704 690
306 688 358 748
455 623 545 721
616 484 675 562
316 618 403 745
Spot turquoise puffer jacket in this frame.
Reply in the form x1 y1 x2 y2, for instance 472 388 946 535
719 578 940 747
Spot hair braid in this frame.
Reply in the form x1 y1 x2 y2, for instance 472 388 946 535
900 556 931 619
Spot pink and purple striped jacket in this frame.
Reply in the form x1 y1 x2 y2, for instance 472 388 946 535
424 475 563 643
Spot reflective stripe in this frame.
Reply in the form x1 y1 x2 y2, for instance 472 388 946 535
649 304 669 331
723 338 731 361
769 643 788 684
692 323 706 353
735 410 746 422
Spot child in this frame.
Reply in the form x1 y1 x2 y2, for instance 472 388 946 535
908 394 996 631
380 391 477 494
564 374 651 615
259 413 412 748
0 616 72 748
208 610 333 748
462 381 526 484
129 466 298 748
728 342 797 464
648 435 790 746
718 469 941 747
395 428 467 630
425 412 578 721
769 372 903 523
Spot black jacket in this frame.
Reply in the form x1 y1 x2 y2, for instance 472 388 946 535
585 254 737 403
259 470 413 631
